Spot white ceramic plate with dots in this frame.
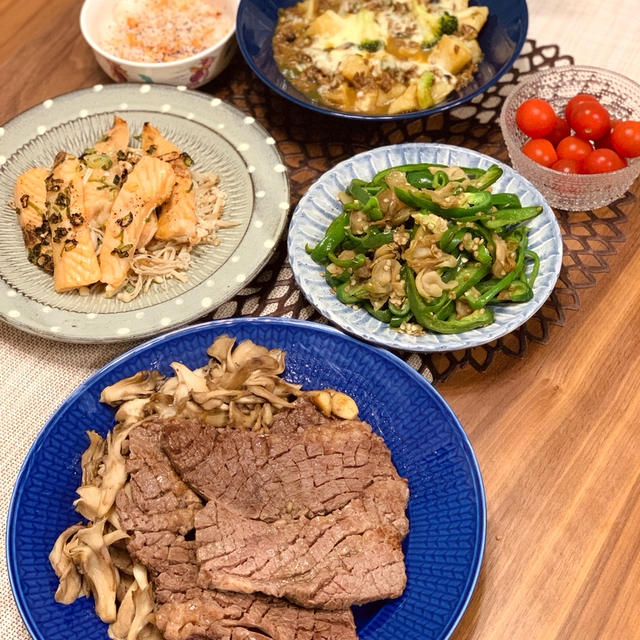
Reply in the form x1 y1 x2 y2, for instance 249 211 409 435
0 84 289 343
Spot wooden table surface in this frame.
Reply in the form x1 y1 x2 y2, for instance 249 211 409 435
1 1 639 640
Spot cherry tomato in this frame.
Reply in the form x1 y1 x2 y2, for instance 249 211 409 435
556 135 593 162
516 98 557 138
522 138 558 168
551 158 582 174
545 117 571 146
569 102 611 140
583 149 627 174
564 93 600 122
611 120 640 158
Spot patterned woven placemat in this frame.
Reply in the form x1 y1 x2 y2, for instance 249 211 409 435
205 40 634 383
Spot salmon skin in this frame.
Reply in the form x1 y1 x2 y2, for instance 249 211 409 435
14 167 53 272
141 122 197 244
45 152 101 292
99 155 175 290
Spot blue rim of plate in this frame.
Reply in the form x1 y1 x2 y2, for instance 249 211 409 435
236 0 529 121
288 142 563 352
7 316 486 640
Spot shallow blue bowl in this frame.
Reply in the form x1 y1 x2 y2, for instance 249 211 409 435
7 317 485 640
289 143 563 352
236 0 528 120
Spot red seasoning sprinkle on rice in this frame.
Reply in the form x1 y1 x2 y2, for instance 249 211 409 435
103 0 233 63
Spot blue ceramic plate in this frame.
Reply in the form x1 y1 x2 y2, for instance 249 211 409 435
289 143 563 352
236 0 528 121
7 317 485 640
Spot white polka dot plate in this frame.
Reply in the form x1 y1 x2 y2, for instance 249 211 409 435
288 143 563 352
0 84 289 342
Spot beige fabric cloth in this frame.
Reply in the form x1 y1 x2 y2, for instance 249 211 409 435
528 0 640 84
1 2 638 638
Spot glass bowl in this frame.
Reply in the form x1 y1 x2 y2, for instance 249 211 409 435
500 65 640 211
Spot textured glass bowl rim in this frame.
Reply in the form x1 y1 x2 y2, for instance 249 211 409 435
79 0 239 69
6 316 486 640
499 65 640 183
235 0 529 121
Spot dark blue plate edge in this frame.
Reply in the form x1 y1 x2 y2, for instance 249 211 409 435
6 316 487 640
235 0 528 122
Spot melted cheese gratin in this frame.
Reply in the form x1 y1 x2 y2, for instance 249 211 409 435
273 0 489 115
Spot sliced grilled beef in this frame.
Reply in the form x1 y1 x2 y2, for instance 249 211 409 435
268 397 332 434
115 418 202 573
117 417 358 640
161 414 403 522
153 523 357 639
156 588 357 640
196 478 409 610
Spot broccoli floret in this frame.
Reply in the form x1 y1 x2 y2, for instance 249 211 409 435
359 39 384 53
414 2 459 48
421 35 440 49
440 11 458 35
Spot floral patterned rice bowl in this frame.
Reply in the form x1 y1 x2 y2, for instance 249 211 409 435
80 0 239 88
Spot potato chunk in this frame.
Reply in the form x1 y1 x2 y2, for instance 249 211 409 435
428 34 473 74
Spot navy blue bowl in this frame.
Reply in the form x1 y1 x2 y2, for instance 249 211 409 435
236 0 528 121
7 317 485 640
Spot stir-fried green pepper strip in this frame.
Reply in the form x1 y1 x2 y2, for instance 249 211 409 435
438 226 492 266
406 170 434 189
490 192 522 209
344 228 395 252
364 302 392 323
370 163 485 186
402 264 494 333
325 270 351 288
499 280 534 302
335 282 368 305
347 179 384 197
451 262 493 297
348 180 384 220
524 249 540 287
432 170 450 189
471 164 503 190
483 206 543 229
371 163 447 185
464 232 528 309
475 278 533 302
394 187 492 218
306 210 349 264
388 300 411 316
389 313 412 328
362 196 383 220
440 225 492 252
328 251 366 270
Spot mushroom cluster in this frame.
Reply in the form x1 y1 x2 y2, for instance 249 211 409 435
100 335 310 431
49 423 160 640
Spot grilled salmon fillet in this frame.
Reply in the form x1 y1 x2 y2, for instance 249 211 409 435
45 152 101 292
83 116 129 229
99 155 175 290
14 167 53 272
141 122 197 244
